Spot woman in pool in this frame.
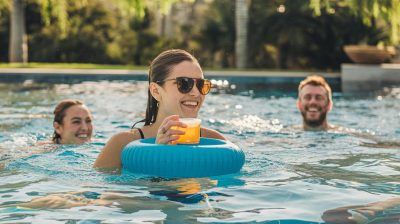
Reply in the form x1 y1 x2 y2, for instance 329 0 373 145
48 99 93 144
94 49 225 169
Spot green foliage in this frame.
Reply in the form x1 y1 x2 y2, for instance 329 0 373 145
29 0 122 63
37 0 68 36
117 0 145 19
195 0 235 68
253 0 386 69
310 0 400 44
118 8 182 65
0 62 146 69
197 0 386 70
24 0 188 65
0 5 9 62
0 0 9 10
2 0 392 69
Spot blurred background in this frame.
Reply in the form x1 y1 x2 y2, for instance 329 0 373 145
1 0 398 71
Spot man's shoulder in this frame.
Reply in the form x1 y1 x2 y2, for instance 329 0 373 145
328 125 358 133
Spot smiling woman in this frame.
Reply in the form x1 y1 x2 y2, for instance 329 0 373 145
93 49 225 170
51 99 93 144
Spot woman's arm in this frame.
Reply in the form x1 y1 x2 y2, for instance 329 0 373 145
201 127 226 140
93 131 140 170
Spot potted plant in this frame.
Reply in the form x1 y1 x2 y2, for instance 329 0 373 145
343 44 396 64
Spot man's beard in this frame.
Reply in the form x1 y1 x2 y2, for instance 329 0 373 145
301 109 327 127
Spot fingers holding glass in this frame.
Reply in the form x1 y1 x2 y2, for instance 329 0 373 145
156 116 187 144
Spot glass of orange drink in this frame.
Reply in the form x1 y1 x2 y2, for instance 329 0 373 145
173 118 201 144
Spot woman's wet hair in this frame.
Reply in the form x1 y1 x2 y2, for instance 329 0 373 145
52 99 84 144
142 49 199 126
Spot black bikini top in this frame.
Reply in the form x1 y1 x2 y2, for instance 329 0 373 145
134 128 145 139
133 127 202 139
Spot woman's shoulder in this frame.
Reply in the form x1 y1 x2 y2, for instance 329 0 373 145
108 129 142 145
201 127 226 140
36 140 54 145
94 129 143 169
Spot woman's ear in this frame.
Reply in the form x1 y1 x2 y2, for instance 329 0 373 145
149 82 161 101
53 122 62 135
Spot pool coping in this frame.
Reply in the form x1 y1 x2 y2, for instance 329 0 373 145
1 65 399 94
0 68 342 91
0 68 340 78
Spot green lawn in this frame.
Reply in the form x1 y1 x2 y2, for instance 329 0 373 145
0 63 147 70
0 62 335 73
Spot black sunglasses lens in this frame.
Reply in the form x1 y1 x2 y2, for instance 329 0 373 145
177 77 194 93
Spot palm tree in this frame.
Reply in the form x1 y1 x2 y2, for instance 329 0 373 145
9 0 27 63
235 0 250 69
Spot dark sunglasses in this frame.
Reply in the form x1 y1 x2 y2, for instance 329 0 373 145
156 77 212 95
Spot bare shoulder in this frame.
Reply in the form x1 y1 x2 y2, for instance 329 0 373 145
282 124 302 133
36 140 54 145
93 129 142 169
328 124 350 132
201 127 226 140
108 130 141 146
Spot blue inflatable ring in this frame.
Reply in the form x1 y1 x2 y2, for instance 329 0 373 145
121 138 245 178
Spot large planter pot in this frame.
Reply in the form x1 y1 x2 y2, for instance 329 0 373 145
344 45 393 64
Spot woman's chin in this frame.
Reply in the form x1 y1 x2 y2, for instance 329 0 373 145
181 112 198 118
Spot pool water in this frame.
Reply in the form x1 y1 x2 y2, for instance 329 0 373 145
0 80 399 223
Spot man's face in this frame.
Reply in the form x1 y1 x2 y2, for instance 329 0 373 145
297 85 331 127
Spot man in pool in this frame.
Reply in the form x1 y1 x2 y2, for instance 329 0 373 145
296 77 400 223
296 75 336 131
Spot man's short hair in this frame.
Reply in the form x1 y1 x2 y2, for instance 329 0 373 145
298 75 332 101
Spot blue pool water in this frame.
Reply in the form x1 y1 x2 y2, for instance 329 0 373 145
0 80 399 223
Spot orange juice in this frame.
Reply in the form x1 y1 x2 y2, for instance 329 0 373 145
173 118 201 144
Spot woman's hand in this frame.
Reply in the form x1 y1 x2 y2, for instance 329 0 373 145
156 115 187 144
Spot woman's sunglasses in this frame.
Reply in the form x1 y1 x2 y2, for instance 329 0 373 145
156 77 212 95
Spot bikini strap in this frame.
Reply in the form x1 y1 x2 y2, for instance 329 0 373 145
134 128 145 139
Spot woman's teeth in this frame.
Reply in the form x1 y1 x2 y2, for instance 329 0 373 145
182 101 198 106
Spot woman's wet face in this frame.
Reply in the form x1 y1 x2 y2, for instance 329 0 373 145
54 105 93 144
158 61 205 118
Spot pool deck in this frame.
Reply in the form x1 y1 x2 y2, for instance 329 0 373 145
0 67 340 79
1 64 399 93
342 63 400 93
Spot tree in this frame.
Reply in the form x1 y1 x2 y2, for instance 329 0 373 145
9 0 27 63
235 0 250 68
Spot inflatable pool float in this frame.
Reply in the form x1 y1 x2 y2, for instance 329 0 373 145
121 138 245 178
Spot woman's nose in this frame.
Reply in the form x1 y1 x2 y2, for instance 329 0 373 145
80 121 89 130
189 83 201 96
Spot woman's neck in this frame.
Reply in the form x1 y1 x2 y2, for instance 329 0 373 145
143 115 166 138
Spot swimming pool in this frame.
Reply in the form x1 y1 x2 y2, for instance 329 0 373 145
0 80 399 223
